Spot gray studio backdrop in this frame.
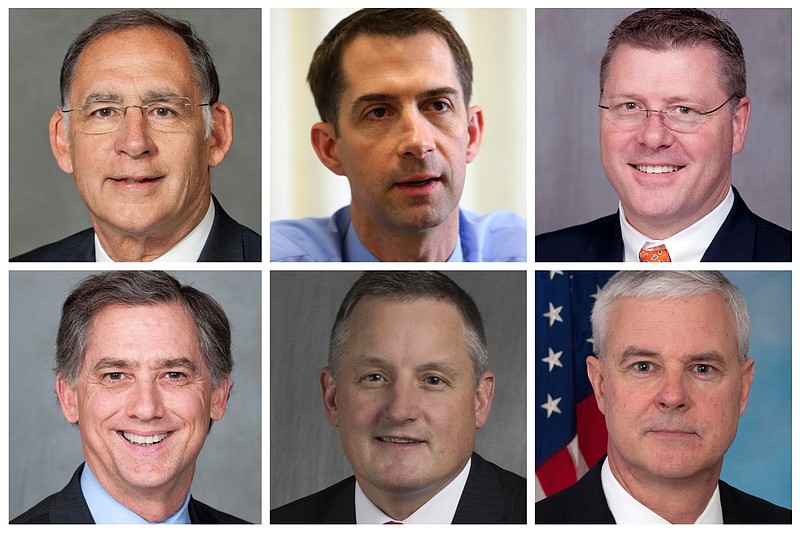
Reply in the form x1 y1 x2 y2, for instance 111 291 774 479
9 271 262 523
270 270 527 510
535 8 791 235
9 8 262 258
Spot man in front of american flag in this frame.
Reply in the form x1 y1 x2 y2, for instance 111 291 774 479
536 271 790 524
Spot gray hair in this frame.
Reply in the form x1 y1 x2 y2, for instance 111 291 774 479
591 271 750 363
57 271 232 387
600 9 746 113
329 271 488 386
60 9 217 137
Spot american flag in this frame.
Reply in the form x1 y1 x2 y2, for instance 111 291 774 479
535 271 614 501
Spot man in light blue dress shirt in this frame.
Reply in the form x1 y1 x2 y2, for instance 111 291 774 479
270 9 526 262
11 271 247 524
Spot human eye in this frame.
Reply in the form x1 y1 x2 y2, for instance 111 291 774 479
422 375 448 388
100 371 129 385
670 104 702 117
426 100 452 113
617 101 643 113
630 361 655 374
360 372 387 384
86 104 122 120
145 100 182 119
691 363 717 377
364 106 391 121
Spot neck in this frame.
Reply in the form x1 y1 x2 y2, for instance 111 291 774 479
350 208 460 262
91 201 208 262
623 185 729 240
86 460 194 523
607 453 720 524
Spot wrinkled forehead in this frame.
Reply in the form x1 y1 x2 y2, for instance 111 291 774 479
69 26 198 104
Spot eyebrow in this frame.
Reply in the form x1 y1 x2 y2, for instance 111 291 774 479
80 90 184 106
350 354 462 376
349 86 460 113
90 357 199 373
616 346 731 368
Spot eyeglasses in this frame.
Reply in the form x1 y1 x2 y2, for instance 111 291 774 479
598 95 736 133
61 96 210 134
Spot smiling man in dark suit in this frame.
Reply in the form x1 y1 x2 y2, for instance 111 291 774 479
12 9 260 262
11 271 247 524
536 9 789 262
271 271 526 524
536 271 791 524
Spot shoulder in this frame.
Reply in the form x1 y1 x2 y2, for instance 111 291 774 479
458 209 527 262
719 480 792 524
11 228 95 262
535 460 614 524
270 477 356 524
203 197 262 261
535 213 619 261
189 497 250 524
11 465 92 524
270 207 349 262
454 453 526 524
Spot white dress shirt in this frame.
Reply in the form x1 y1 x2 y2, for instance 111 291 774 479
355 458 471 524
601 457 723 524
620 186 734 262
95 198 215 262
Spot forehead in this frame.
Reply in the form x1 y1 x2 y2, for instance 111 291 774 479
85 302 201 362
605 293 738 358
70 26 197 102
340 32 460 96
344 295 468 362
605 43 724 99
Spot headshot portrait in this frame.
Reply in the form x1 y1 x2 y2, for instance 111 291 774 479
270 270 526 523
9 8 261 262
535 9 790 262
535 270 791 523
270 8 526 262
9 270 261 523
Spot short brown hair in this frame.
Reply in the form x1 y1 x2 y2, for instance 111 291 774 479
307 8 473 134
600 9 746 106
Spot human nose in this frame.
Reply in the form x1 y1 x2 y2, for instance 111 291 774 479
114 106 154 158
383 380 421 423
126 379 166 420
396 108 435 159
655 369 689 411
635 109 674 149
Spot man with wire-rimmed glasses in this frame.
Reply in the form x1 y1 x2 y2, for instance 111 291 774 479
536 8 790 262
12 9 261 262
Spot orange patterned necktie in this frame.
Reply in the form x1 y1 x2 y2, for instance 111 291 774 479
639 244 672 262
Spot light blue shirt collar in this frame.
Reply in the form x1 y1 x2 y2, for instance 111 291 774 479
80 463 192 524
343 220 463 262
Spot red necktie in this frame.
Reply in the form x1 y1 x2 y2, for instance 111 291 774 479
639 244 671 262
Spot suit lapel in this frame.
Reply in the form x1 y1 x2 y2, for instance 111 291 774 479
580 213 624 261
702 187 755 261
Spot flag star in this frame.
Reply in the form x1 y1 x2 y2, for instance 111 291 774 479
543 302 564 326
549 271 564 280
541 347 563 372
540 394 562 418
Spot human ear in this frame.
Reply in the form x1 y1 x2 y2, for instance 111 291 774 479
474 371 495 429
210 375 231 421
585 355 606 415
55 372 80 424
49 111 74 174
320 367 340 427
731 96 751 155
310 122 346 176
465 105 484 164
208 102 234 167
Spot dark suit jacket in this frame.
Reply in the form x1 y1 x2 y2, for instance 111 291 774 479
11 196 261 262
536 459 791 524
271 452 526 524
11 463 248 524
535 187 790 262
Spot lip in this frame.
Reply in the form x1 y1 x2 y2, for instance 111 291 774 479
375 435 426 446
107 175 165 189
393 174 441 196
648 429 696 438
630 163 685 175
117 430 173 449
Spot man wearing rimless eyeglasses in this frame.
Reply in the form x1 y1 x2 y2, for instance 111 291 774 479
12 9 261 262
536 9 790 262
